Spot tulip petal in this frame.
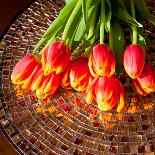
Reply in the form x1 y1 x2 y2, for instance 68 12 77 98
133 79 148 96
88 44 116 77
61 62 72 89
22 65 41 90
69 57 91 91
88 53 100 77
44 72 61 95
123 44 145 79
86 78 98 104
137 64 155 93
117 80 124 112
31 68 45 91
41 41 71 75
11 54 40 84
97 77 120 111
87 76 124 112
36 88 47 99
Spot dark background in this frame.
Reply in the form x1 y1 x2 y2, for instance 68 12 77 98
0 1 33 154
0 0 33 37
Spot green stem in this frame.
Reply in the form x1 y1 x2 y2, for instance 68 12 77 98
62 0 82 45
100 0 105 44
130 0 137 44
84 8 98 57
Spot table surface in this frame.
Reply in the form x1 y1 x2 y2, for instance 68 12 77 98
0 1 33 154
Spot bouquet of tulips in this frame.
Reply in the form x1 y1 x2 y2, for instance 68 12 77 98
11 0 155 112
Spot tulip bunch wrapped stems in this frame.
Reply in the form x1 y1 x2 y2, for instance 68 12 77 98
11 0 155 113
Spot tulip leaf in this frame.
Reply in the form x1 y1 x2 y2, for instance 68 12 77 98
82 0 91 26
137 33 146 49
83 21 100 51
74 17 86 42
65 0 72 4
129 26 146 49
72 21 100 56
73 0 100 49
134 0 155 25
137 32 146 48
111 0 143 28
64 5 83 48
33 0 77 53
105 0 112 32
109 16 124 75
38 26 64 55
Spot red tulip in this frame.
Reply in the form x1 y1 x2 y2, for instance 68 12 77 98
88 44 116 77
41 41 71 75
61 57 93 92
133 79 148 96
133 64 155 96
61 62 72 89
123 44 145 79
35 72 61 99
22 64 42 90
86 76 124 112
11 54 41 85
31 67 45 91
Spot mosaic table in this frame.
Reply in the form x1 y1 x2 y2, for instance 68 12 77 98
0 0 155 154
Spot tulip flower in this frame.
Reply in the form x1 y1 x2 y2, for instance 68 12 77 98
133 79 148 96
22 64 42 90
88 44 116 78
11 54 41 85
31 67 45 91
61 57 93 92
123 44 145 79
35 72 61 99
133 64 155 96
86 76 124 112
61 62 72 89
41 41 71 75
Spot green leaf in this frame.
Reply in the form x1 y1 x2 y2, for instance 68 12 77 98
65 0 72 4
129 24 146 49
105 0 112 32
72 0 100 50
38 26 64 55
111 0 143 28
72 20 100 57
82 0 91 26
74 17 86 42
137 33 146 49
44 0 78 38
86 0 100 29
134 0 155 25
33 0 77 53
64 4 83 48
109 16 124 75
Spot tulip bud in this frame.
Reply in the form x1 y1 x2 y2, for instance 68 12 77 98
31 67 45 91
62 57 93 92
11 54 41 85
88 44 116 77
41 41 71 75
133 64 155 96
61 62 72 89
86 76 124 112
35 72 61 99
22 64 42 90
133 79 148 96
123 44 145 79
